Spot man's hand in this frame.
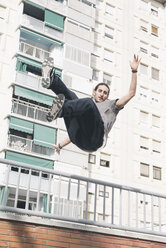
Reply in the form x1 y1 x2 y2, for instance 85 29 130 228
52 144 61 154
52 137 71 155
130 54 141 71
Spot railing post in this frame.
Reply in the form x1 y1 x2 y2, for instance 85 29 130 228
111 187 114 225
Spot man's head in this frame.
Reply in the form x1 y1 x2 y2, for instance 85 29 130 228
93 83 110 102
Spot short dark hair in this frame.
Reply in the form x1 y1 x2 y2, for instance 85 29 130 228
94 83 110 95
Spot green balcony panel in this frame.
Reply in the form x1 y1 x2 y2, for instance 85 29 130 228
54 68 62 78
45 10 64 31
34 124 56 148
9 117 33 134
20 28 62 47
14 86 54 106
16 55 42 69
6 151 53 169
16 60 27 72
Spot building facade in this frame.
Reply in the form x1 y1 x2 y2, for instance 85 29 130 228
0 0 166 224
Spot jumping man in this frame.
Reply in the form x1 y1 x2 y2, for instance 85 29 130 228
41 55 141 153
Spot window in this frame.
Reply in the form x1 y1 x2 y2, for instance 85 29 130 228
152 114 160 128
151 91 159 103
153 166 161 180
65 45 90 66
140 41 148 54
79 0 93 7
140 19 148 32
151 46 159 58
105 26 114 39
140 110 148 124
104 49 114 63
140 162 149 177
105 4 115 16
103 73 112 86
100 159 110 167
23 2 44 21
68 19 90 31
0 5 6 20
99 185 109 198
139 86 148 98
152 140 161 154
151 25 158 36
92 69 99 81
88 154 96 164
151 68 159 80
151 6 158 16
23 2 64 31
140 136 149 150
140 63 148 75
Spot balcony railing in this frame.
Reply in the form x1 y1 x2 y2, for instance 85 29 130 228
19 42 50 61
0 158 166 236
7 134 55 157
22 14 64 40
12 99 49 122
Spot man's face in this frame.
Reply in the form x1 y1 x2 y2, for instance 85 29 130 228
93 85 109 102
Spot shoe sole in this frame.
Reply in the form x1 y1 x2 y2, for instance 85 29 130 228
41 57 54 88
46 94 65 122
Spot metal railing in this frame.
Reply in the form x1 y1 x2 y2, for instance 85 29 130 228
0 158 166 236
19 41 50 61
7 134 55 157
11 99 49 122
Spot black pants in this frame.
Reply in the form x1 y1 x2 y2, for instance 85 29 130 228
49 74 104 152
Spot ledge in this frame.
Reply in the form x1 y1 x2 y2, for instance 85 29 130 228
1 212 166 244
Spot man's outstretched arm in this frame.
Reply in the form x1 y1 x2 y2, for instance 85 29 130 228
52 137 71 154
116 54 141 108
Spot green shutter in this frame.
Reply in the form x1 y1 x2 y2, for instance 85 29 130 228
43 194 51 213
6 151 53 169
16 60 27 72
20 28 62 47
16 56 42 69
45 10 64 31
14 86 54 106
9 117 33 134
34 124 56 148
0 187 9 206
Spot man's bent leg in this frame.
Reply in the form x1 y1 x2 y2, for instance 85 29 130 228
61 98 95 118
41 57 78 100
49 73 78 100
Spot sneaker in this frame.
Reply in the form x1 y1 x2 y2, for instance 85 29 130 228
46 94 65 122
41 57 54 88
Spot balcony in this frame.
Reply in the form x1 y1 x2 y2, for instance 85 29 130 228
11 99 49 123
22 14 64 41
15 71 54 96
1 158 166 237
19 40 63 67
19 41 50 61
7 134 55 157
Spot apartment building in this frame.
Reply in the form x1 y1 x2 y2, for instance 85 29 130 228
0 0 166 226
